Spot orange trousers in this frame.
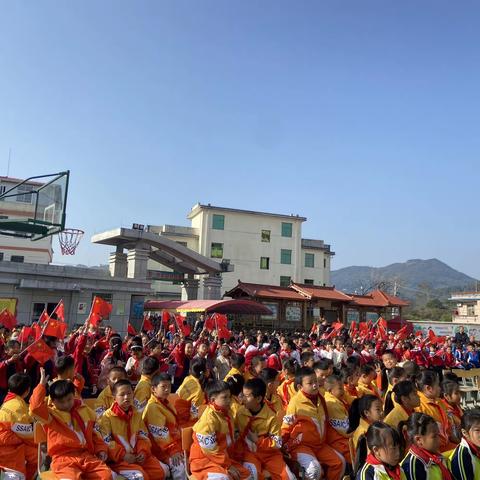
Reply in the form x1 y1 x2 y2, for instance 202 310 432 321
190 455 251 480
294 444 346 480
328 436 351 464
51 452 113 479
244 450 294 480
113 454 167 480
0 444 37 480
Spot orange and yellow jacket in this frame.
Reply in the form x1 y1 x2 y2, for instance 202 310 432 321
357 381 381 399
29 384 106 458
95 385 114 417
352 417 370 450
281 390 328 452
324 391 351 461
142 395 182 463
98 404 151 464
133 374 152 413
0 393 35 449
224 367 243 381
266 391 284 416
277 378 296 409
384 404 411 430
176 375 205 424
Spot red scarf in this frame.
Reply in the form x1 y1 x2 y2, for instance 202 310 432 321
366 453 402 480
3 392 17 403
466 438 480 458
112 401 134 445
410 445 452 480
302 390 319 406
345 384 358 397
160 398 178 420
210 402 233 441
70 400 94 454
282 379 293 405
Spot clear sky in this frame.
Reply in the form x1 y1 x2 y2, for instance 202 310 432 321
1 1 479 277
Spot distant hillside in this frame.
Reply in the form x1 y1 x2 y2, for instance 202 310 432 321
331 258 477 301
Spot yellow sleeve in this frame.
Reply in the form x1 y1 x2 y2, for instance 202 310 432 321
134 382 151 413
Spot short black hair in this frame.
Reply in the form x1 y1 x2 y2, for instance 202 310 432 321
462 408 480 432
109 366 127 376
50 380 75 400
406 413 437 441
244 378 267 400
416 370 439 391
251 356 265 368
190 357 207 379
7 373 30 396
225 374 244 397
282 358 298 375
259 368 279 384
151 372 171 387
112 379 133 396
142 356 160 375
295 366 315 389
230 353 245 369
55 355 75 375
205 381 229 401
325 374 343 391
361 364 376 376
313 359 332 371
442 380 460 397
366 421 401 450
300 351 314 364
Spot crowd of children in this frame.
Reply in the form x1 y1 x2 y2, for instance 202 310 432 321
0 317 480 480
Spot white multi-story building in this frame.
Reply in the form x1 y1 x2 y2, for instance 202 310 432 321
147 203 334 299
0 176 53 264
450 292 480 324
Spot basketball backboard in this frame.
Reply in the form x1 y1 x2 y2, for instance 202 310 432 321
0 171 69 240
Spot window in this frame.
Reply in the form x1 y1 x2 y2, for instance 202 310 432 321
324 258 327 268
0 186 6 195
92 292 113 303
0 253 3 261
16 184 34 203
260 257 270 270
305 253 315 268
0 215 8 220
280 276 291 287
10 255 24 263
280 249 292 265
211 242 223 258
212 214 225 230
304 279 314 284
281 222 292 237
261 230 271 242
176 241 188 247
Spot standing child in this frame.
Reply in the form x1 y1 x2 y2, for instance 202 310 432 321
401 413 452 480
348 394 384 450
99 378 168 480
95 366 127 417
0 373 37 480
356 422 406 480
189 381 251 480
125 344 145 387
0 340 24 403
133 356 160 413
450 407 480 479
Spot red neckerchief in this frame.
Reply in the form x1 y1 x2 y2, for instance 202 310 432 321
400 403 414 417
366 453 402 480
283 379 293 404
112 401 134 444
160 397 178 420
466 438 480 458
345 384 358 397
410 445 452 480
265 397 277 414
3 392 17 403
440 399 463 420
70 399 94 454
302 390 319 406
210 402 233 441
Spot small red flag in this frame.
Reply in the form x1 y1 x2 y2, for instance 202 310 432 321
38 310 49 325
396 324 411 341
128 324 137 336
43 318 67 339
205 315 215 332
217 325 232 340
18 326 33 343
52 300 65 322
87 312 102 327
350 321 357 336
92 296 112 318
26 339 54 365
161 310 170 326
0 309 16 330
175 315 191 337
143 316 154 332
428 329 438 344
378 317 387 329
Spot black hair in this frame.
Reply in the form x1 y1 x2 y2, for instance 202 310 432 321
225 374 245 397
295 366 315 389
205 381 229 401
259 367 279 384
190 357 207 380
244 378 267 400
6 340 20 350
230 353 245 369
109 366 127 376
384 380 416 416
361 364 376 376
461 408 480 432
142 356 160 375
442 380 460 397
443 372 460 384
406 413 437 443
402 361 420 382
50 379 75 400
365 422 401 459
341 365 359 384
324 373 343 391
112 379 133 396
313 358 331 371
345 355 361 369
7 373 31 396
388 367 406 382
282 358 298 375
251 356 265 369
55 355 75 375
151 372 171 387
416 370 439 391
300 351 314 364
348 395 382 434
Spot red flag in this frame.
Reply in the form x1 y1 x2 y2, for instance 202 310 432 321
38 310 49 325
359 322 368 336
218 325 232 340
128 324 137 336
205 315 215 332
88 312 102 327
0 309 16 330
161 310 170 326
32 322 42 340
378 317 387 329
396 324 411 341
52 300 65 322
43 318 67 339
175 315 191 337
18 326 33 343
428 329 438 344
349 321 357 336
143 316 154 332
91 296 112 318
325 322 343 339
26 339 54 365
377 324 388 341
214 313 228 330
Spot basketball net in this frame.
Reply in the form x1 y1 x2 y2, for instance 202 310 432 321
58 228 84 255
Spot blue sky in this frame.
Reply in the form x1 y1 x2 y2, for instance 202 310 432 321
1 1 479 277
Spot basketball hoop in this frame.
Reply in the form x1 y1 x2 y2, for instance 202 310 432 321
58 228 84 255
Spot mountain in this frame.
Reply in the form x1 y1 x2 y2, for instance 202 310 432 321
331 258 477 300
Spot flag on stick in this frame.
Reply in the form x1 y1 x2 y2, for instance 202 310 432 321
0 309 16 329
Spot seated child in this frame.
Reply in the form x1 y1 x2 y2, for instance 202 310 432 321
133 356 160 413
52 354 84 398
142 372 184 480
312 359 333 396
282 367 346 480
238 378 295 480
244 355 266 381
99 378 168 480
450 407 480 479
383 366 407 409
30 368 114 480
301 351 315 369
356 422 406 480
224 353 246 381
401 413 452 480
277 358 297 409
383 380 420 430
125 344 145 387
343 365 361 404
225 373 246 420
189 380 251 480
0 373 36 480
357 364 381 399
348 394 384 450
259 367 283 413
95 366 127 417
440 379 463 444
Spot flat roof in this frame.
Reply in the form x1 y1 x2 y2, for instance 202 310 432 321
187 203 307 221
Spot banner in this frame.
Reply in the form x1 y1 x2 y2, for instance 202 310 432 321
0 298 17 314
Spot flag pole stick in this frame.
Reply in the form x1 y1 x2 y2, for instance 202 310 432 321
18 315 51 357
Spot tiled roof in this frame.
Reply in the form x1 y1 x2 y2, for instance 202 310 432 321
225 282 306 300
290 283 353 302
350 290 409 307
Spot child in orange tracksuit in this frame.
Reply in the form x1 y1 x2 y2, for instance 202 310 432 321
282 367 346 480
30 368 114 479
142 372 184 480
95 366 127 417
0 373 37 480
98 379 169 480
133 356 159 413
190 381 251 480
277 358 297 409
238 378 295 480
